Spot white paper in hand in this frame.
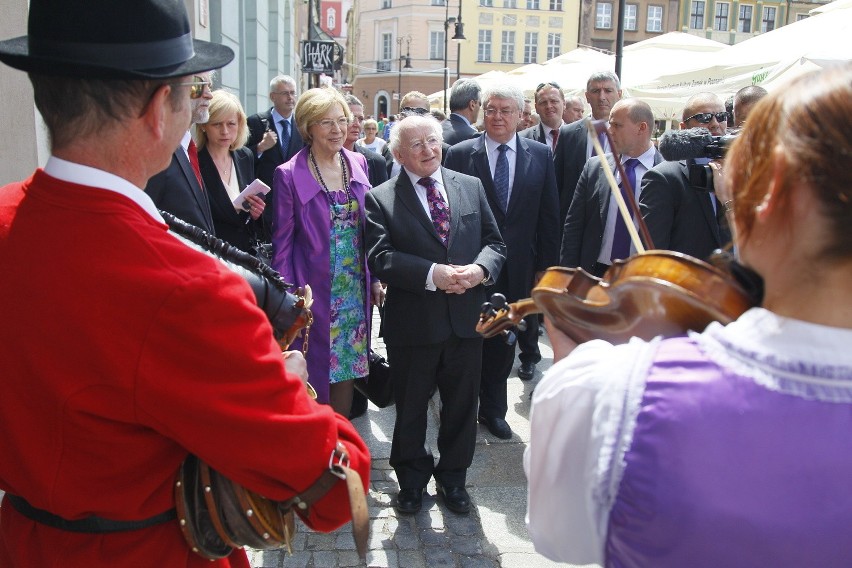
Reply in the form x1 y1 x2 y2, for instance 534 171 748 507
232 179 271 211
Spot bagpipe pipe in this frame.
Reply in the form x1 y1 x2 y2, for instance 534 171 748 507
159 211 368 561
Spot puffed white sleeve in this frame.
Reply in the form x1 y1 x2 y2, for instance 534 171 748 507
524 336 659 564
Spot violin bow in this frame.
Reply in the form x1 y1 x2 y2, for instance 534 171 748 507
585 119 655 252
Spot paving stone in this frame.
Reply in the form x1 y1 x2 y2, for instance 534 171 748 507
444 513 482 536
338 550 365 567
279 550 310 568
304 532 335 550
365 548 398 568
310 550 338 567
460 556 501 568
397 550 428 568
424 545 458 567
419 527 449 546
450 534 483 556
390 531 420 550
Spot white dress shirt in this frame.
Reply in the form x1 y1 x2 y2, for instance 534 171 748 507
483 134 517 204
403 169 448 291
597 145 658 264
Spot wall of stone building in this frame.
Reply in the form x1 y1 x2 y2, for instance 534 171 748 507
0 3 45 187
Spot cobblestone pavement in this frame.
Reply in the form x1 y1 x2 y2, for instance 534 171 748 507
248 314 594 568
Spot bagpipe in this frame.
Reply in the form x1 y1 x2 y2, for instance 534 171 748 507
160 212 367 561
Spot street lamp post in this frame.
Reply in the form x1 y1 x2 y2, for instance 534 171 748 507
442 0 465 114
397 36 412 104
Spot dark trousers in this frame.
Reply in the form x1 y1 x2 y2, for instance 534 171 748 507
516 314 542 365
388 336 482 490
480 334 517 419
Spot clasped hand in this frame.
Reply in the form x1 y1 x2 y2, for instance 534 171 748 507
434 264 484 294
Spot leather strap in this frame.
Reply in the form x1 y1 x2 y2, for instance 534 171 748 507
5 494 176 533
281 443 369 559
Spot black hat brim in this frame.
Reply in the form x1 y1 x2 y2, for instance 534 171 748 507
0 37 234 79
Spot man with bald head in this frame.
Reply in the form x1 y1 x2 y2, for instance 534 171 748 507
560 99 662 276
553 71 623 229
638 93 731 260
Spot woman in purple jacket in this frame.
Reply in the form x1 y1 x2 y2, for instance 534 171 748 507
272 88 384 416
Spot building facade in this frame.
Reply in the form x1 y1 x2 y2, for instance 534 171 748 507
348 0 581 118
678 0 827 44
580 0 681 50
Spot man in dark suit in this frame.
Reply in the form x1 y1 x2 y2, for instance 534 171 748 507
144 71 215 234
639 93 731 260
343 94 389 189
442 78 481 146
561 99 663 276
444 85 560 440
246 75 305 188
553 71 622 228
365 115 505 516
519 81 564 152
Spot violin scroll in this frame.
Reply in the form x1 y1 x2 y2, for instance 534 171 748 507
477 293 536 346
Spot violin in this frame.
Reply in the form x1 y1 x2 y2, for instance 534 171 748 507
477 120 759 345
477 251 754 344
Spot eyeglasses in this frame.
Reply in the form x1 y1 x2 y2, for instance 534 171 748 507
408 135 442 153
352 115 366 123
400 107 430 116
179 76 212 99
536 81 562 92
483 108 518 118
684 111 729 124
314 117 350 131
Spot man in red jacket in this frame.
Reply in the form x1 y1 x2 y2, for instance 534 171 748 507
0 2 370 567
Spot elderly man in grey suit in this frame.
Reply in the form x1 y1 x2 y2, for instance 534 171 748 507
442 78 481 146
365 115 505 517
553 71 622 227
444 84 560 440
560 99 662 276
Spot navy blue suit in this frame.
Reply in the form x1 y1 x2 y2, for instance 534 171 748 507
444 134 560 420
145 146 215 235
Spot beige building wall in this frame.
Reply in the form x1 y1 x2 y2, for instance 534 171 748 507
0 3 44 187
459 0 582 78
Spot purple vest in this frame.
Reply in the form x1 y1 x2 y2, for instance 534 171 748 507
606 337 852 568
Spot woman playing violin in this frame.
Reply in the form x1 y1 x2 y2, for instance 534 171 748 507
525 65 852 567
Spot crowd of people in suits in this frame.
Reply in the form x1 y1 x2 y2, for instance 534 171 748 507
139 64 778 520
3 4 850 563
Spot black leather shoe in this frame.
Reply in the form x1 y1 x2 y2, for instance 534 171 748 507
395 488 424 514
436 485 471 514
478 415 512 439
518 361 536 381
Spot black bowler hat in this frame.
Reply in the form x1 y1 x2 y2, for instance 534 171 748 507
0 0 234 79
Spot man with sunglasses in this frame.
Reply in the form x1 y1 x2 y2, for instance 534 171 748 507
638 93 731 260
144 71 216 234
382 91 450 178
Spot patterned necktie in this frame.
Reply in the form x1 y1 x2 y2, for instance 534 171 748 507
493 144 510 212
419 177 450 246
550 129 559 152
187 139 204 192
279 118 291 155
610 158 640 262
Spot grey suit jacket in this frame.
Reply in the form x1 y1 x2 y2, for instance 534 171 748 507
443 134 560 303
364 167 505 347
639 159 730 261
144 148 215 235
560 150 663 272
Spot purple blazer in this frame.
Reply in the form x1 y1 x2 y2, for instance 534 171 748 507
271 146 374 403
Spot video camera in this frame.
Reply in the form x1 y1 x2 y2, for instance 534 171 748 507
658 128 738 192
